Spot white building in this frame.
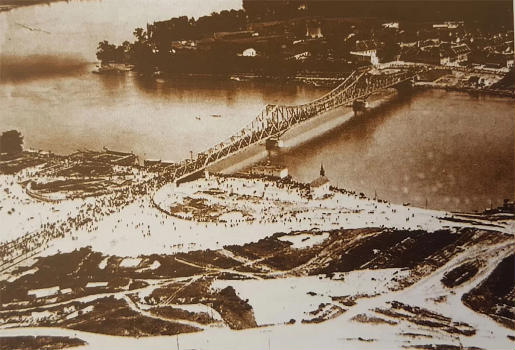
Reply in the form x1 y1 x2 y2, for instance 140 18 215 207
350 50 379 65
441 43 471 66
433 21 464 29
306 21 323 39
290 51 311 60
250 165 288 179
242 48 257 57
310 164 331 199
382 22 399 29
350 40 380 65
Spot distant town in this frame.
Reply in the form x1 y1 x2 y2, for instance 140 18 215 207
96 0 514 87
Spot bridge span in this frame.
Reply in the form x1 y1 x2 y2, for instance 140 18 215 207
163 65 429 185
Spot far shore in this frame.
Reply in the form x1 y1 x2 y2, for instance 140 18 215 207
93 62 515 97
0 0 69 12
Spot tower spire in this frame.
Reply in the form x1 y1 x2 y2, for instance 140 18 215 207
320 163 325 177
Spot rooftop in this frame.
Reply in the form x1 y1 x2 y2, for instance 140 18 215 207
310 175 330 188
355 40 381 52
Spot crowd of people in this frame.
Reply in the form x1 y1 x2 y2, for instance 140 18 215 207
1 152 443 275
152 173 410 237
0 163 158 271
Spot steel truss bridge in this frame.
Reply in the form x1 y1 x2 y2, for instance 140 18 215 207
164 65 428 184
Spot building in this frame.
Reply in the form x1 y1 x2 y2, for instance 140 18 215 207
440 43 471 65
250 164 288 179
310 164 331 199
382 22 399 29
289 51 311 60
350 40 380 65
400 43 470 66
242 48 257 57
306 21 323 39
432 21 464 29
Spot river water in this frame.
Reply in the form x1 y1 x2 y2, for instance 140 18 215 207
277 89 514 212
1 0 514 212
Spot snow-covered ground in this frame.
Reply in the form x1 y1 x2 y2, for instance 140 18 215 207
25 175 512 259
277 232 330 249
1 173 513 349
212 269 408 325
3 235 511 350
0 174 93 243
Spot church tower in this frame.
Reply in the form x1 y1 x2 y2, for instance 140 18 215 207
310 163 330 199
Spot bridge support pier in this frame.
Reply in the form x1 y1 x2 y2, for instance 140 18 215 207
394 79 414 94
352 99 368 117
266 137 284 158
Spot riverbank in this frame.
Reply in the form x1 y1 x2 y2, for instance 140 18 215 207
415 84 515 98
94 63 514 96
93 65 346 89
0 0 67 12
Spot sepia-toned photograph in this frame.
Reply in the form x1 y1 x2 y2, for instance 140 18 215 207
0 0 514 349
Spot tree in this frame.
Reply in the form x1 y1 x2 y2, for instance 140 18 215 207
0 130 23 154
96 40 117 62
133 27 146 42
377 42 400 63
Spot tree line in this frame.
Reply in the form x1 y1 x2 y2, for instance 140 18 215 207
96 9 246 67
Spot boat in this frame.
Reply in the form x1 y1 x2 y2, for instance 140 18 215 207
195 116 201 120
211 114 222 118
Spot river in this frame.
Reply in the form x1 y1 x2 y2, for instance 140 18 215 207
276 89 514 212
0 0 325 160
1 0 513 212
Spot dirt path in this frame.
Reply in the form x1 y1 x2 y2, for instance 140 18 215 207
121 294 209 330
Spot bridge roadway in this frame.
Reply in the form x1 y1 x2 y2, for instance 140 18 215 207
162 65 429 185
